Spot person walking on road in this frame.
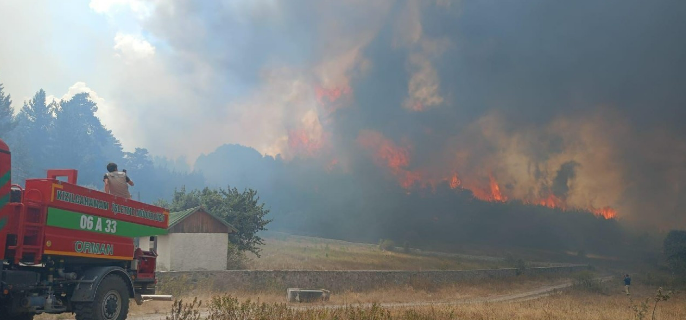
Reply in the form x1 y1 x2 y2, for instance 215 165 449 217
624 274 631 295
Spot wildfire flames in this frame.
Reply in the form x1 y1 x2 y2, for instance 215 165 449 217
591 207 618 220
357 129 618 220
286 84 351 159
449 173 460 189
291 84 619 221
357 130 422 189
524 194 617 219
287 128 323 157
315 85 352 117
464 175 506 202
536 194 565 208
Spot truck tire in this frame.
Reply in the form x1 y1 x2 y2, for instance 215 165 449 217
74 275 130 320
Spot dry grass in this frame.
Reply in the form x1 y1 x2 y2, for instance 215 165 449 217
245 233 509 270
397 285 685 320
165 274 570 305
36 275 571 319
126 275 576 317
36 278 686 319
114 276 569 315
145 283 686 320
323 275 571 305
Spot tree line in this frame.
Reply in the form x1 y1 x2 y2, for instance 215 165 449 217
0 83 269 257
0 84 204 201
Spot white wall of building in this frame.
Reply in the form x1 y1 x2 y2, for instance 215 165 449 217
156 233 228 271
156 235 172 271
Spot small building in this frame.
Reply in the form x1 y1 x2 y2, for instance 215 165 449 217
154 206 237 271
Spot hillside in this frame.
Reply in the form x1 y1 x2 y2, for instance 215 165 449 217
245 232 579 271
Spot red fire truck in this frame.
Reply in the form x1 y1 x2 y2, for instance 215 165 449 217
0 138 170 320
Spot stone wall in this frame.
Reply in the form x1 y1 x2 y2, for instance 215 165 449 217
157 265 590 294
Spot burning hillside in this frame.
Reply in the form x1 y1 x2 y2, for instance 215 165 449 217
352 126 618 219
258 1 641 223
277 80 622 220
166 0 685 232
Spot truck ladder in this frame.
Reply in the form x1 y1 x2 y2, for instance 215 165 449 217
8 194 47 264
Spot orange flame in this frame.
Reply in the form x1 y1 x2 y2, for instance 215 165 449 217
525 193 616 220
314 85 352 127
356 131 617 219
315 85 351 104
458 173 617 219
489 174 506 202
535 194 565 209
449 173 460 189
357 130 410 170
591 206 617 219
288 129 323 157
465 174 507 202
358 130 423 188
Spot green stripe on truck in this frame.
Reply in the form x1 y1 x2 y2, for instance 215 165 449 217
46 207 168 237
0 170 9 188
0 193 8 210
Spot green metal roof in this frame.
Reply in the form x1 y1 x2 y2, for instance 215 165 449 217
167 206 238 233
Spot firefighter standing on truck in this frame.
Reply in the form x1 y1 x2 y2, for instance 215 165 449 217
103 162 134 198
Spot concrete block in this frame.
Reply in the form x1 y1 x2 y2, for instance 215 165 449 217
287 288 330 303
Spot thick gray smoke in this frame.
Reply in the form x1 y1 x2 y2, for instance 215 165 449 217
137 0 686 230
552 161 579 200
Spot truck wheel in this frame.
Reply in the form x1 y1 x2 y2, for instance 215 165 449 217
75 275 130 320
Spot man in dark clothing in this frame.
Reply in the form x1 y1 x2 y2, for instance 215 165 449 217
103 162 134 199
624 274 631 295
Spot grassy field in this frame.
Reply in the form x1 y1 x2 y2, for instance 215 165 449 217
37 275 686 320
243 232 565 270
36 275 575 319
134 280 685 320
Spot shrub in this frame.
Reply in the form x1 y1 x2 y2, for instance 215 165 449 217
167 298 202 320
503 254 527 275
226 243 248 270
572 271 607 294
378 239 396 252
629 287 672 320
168 295 395 320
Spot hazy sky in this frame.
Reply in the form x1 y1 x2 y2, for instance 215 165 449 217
0 0 290 158
0 1 149 150
0 0 397 161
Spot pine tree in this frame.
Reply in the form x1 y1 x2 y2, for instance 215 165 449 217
13 89 55 179
52 92 123 187
0 83 16 137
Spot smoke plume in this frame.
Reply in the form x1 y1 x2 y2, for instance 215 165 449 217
103 0 686 230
